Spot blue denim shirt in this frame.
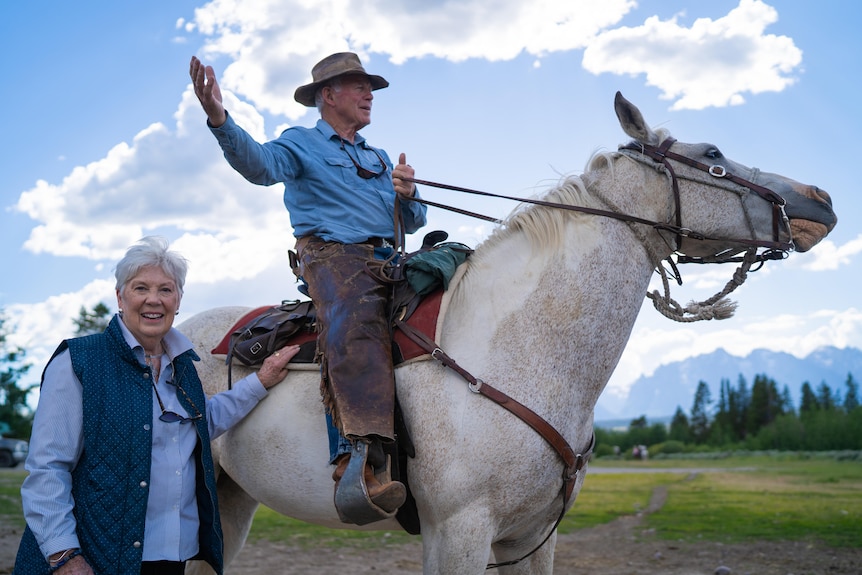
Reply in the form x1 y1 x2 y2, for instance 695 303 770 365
210 114 427 244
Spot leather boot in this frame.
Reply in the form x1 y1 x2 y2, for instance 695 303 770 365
332 454 407 514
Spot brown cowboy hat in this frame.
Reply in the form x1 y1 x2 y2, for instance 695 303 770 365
293 52 389 107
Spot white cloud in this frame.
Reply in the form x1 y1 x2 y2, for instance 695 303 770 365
182 1 803 116
6 279 117 403
13 88 293 282
795 235 862 271
582 0 802 110
188 0 637 118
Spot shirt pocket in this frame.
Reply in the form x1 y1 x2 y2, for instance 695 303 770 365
324 155 356 184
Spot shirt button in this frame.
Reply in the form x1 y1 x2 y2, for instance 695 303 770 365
176 469 182 476
143 424 151 431
140 481 148 488
142 372 148 379
133 541 142 548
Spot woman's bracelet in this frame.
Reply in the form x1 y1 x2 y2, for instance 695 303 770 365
49 548 81 571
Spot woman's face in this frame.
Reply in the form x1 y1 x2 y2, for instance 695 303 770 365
116 265 181 351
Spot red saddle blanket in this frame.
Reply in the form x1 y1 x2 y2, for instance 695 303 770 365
211 288 445 365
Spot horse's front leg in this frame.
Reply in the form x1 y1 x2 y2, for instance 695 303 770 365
420 508 495 575
186 471 260 575
492 531 556 575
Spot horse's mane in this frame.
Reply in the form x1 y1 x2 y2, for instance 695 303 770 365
479 176 591 255
450 129 675 300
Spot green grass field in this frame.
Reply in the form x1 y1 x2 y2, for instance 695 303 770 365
0 471 26 528
567 454 862 547
2 453 859 549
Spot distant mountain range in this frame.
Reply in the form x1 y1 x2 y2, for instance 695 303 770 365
594 346 862 423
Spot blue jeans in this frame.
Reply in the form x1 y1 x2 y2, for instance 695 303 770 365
326 411 354 463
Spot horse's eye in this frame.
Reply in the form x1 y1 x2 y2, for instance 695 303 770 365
705 148 723 160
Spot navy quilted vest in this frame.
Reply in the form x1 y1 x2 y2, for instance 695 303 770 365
14 316 223 575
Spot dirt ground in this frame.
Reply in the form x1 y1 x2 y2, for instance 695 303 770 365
2 482 859 574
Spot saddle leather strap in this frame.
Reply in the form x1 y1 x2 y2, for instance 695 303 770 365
394 318 594 568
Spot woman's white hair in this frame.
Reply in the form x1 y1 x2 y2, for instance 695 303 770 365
114 236 189 293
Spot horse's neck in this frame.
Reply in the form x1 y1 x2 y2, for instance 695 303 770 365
582 155 676 267
440 161 671 422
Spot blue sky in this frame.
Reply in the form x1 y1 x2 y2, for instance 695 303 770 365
2 0 859 416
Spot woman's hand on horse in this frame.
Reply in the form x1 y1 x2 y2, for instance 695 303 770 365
257 345 301 389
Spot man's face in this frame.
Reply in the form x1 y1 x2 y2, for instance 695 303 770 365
326 75 374 131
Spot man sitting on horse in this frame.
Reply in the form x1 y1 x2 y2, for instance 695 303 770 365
190 52 427 523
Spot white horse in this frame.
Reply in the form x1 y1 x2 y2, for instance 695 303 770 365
182 93 836 574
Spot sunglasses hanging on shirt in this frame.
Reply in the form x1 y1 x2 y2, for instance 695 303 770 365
152 380 203 424
340 141 388 179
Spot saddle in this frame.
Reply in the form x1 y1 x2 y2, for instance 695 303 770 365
209 288 446 369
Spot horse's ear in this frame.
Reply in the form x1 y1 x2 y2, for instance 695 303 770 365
614 91 658 145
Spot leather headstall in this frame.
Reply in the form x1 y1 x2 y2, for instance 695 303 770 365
618 138 794 256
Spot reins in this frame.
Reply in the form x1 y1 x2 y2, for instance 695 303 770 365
402 136 793 258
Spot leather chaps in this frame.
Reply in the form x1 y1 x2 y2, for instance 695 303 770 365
298 237 396 442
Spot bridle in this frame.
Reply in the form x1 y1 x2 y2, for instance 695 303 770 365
617 137 793 258
402 137 794 321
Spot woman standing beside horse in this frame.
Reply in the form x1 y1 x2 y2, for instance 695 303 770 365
14 236 299 575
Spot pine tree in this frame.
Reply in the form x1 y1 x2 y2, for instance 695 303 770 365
0 310 34 438
669 406 691 443
73 302 112 335
690 380 712 443
733 375 751 439
799 381 818 414
709 378 738 445
816 381 836 411
780 384 795 416
747 374 783 436
844 373 860 412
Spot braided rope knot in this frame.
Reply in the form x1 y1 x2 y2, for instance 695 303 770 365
647 249 757 323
